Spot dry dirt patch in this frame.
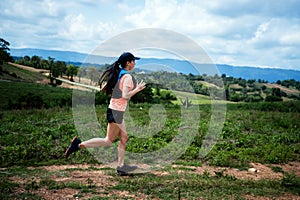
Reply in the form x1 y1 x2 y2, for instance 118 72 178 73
7 162 300 199
170 162 300 181
10 164 151 200
243 193 300 200
8 62 50 74
272 161 300 177
266 83 299 95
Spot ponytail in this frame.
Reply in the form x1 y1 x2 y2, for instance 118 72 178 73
99 61 121 95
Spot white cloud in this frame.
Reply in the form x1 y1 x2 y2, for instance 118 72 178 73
0 0 300 70
246 18 300 50
254 22 270 39
125 0 236 37
279 25 300 46
1 0 65 21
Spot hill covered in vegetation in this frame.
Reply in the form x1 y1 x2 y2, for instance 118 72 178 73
2 58 300 106
11 48 300 82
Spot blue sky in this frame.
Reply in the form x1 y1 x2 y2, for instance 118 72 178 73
1 0 300 70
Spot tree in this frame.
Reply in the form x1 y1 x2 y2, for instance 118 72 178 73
54 61 66 77
0 38 13 62
265 88 283 102
77 67 85 83
265 95 282 102
87 67 99 85
24 56 30 64
272 88 282 97
66 64 78 82
51 60 63 78
48 57 55 84
40 59 49 69
30 55 42 68
276 80 281 85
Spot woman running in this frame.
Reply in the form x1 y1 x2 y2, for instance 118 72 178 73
64 52 146 175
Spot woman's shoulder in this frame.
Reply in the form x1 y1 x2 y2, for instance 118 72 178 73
120 73 133 84
123 73 132 78
122 74 133 81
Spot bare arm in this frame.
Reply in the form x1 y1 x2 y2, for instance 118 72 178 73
122 79 146 99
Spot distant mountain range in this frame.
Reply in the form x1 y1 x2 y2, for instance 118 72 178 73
11 48 300 82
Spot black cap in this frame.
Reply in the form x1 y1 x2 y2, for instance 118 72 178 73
118 52 140 63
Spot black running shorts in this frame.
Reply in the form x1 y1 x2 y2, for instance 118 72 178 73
106 108 124 124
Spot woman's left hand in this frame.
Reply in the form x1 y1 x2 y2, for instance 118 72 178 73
136 80 146 92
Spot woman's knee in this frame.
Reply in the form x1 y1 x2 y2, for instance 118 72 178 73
120 132 128 144
104 137 113 146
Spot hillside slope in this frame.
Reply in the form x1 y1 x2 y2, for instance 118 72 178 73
11 48 300 82
1 62 300 103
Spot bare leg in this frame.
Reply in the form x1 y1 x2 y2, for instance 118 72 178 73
65 122 122 158
117 120 128 167
79 137 112 148
79 122 120 149
76 121 130 169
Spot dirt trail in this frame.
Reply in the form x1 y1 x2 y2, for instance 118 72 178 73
6 162 300 199
8 62 50 74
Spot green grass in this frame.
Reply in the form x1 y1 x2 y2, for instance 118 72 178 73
0 81 73 109
0 102 299 199
1 62 46 82
206 106 300 168
1 101 300 168
0 78 299 169
172 90 212 105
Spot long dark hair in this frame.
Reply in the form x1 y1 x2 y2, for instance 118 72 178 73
99 61 122 95
99 52 139 95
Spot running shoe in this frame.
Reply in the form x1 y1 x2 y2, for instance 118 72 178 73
117 164 137 176
64 136 81 158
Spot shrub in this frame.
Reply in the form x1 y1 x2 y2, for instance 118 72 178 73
265 95 283 102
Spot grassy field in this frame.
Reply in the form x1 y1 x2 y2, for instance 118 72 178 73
1 63 300 199
0 81 73 109
1 99 300 199
171 90 212 105
1 62 47 82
